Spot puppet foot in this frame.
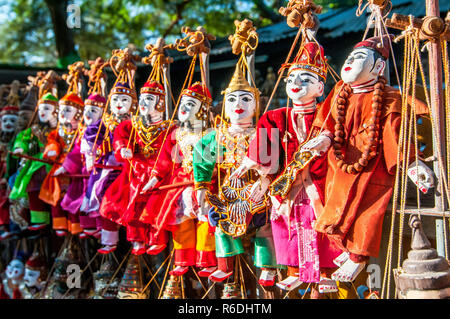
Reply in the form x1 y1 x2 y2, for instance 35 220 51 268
146 244 166 255
131 242 146 255
333 251 350 267
83 229 101 239
55 230 68 237
98 245 117 254
276 276 302 291
198 266 217 277
28 223 47 231
170 266 189 276
318 277 338 293
209 269 233 282
331 259 366 282
258 269 277 287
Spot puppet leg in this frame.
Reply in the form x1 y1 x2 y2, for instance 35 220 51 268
52 200 69 237
79 212 98 237
254 223 279 287
67 211 82 235
170 219 196 276
98 217 119 254
27 190 50 231
272 215 302 290
146 227 168 255
196 220 217 277
209 229 243 282
126 219 149 255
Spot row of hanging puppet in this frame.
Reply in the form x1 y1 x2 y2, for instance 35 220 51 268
0 15 437 300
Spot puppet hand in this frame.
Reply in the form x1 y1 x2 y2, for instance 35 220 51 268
120 148 133 160
301 134 331 156
249 176 271 203
141 176 159 193
53 166 67 176
230 157 257 180
13 148 24 155
407 160 435 194
208 207 226 227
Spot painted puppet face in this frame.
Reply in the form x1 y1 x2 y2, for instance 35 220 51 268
138 93 162 118
58 104 78 125
341 47 385 85
224 90 256 124
178 95 202 123
38 103 56 124
110 94 133 115
83 105 103 126
1 114 18 133
24 268 41 287
5 259 24 281
286 69 324 104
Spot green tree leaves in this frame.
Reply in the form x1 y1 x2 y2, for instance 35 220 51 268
0 0 353 67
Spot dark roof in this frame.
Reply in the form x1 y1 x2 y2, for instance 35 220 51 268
184 0 450 59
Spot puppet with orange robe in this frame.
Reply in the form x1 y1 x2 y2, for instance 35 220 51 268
301 35 434 282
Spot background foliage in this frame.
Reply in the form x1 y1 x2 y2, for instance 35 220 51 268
0 0 355 67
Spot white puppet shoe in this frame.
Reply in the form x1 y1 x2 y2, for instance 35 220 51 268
331 259 366 282
258 269 277 287
333 251 350 267
318 277 338 293
276 276 302 291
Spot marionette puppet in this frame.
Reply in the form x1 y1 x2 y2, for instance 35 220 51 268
98 47 173 255
19 252 47 299
38 65 85 237
0 255 25 299
193 64 279 284
192 21 280 287
80 49 141 254
232 40 342 293
9 92 58 232
0 103 20 236
138 34 218 278
55 59 108 239
302 35 434 283
5 83 40 235
81 81 133 254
